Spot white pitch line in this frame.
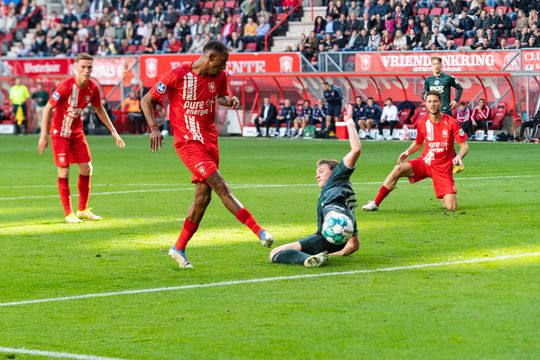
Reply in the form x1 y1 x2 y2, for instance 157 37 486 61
0 346 126 360
1 252 538 308
0 175 538 201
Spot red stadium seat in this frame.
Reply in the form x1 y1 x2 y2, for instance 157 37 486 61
409 104 428 128
215 1 225 9
190 15 200 22
429 8 442 16
200 14 211 22
496 6 507 13
125 44 137 54
465 38 476 46
180 15 189 22
484 6 493 13
417 8 429 16
244 42 257 52
489 102 507 129
136 45 146 53
453 37 464 46
398 108 412 127
204 1 214 9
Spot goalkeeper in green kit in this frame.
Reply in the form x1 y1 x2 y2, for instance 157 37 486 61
422 56 465 173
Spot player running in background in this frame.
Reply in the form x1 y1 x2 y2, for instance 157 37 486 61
38 53 125 223
140 41 273 269
270 104 360 268
423 56 465 173
362 91 468 212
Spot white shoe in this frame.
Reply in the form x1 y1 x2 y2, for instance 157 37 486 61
169 246 193 269
76 208 103 221
362 200 379 211
359 130 366 139
259 230 274 248
304 251 328 268
376 134 383 141
65 212 82 223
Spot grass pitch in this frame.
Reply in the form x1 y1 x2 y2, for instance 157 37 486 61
0 136 539 359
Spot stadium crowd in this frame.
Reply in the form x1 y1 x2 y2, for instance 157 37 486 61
0 0 300 56
293 0 540 62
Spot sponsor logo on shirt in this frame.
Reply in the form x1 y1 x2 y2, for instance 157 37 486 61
52 91 60 101
183 99 215 116
156 82 166 94
430 85 444 93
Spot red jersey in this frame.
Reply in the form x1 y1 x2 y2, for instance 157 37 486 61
148 62 228 146
415 114 466 172
471 106 490 121
48 78 101 138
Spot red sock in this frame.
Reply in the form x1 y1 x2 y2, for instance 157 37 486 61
175 219 199 250
374 185 391 206
57 177 72 216
235 208 263 237
78 174 91 211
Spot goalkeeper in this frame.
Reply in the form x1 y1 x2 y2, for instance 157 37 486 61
269 105 361 268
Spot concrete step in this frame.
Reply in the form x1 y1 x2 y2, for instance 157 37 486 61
287 22 314 36
272 35 302 51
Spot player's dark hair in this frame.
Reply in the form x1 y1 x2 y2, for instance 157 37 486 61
459 101 466 106
203 40 228 54
431 56 443 63
304 99 311 104
426 90 442 100
317 159 339 171
367 97 374 101
75 53 93 62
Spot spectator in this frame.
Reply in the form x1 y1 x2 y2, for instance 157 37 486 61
241 0 257 20
227 32 244 52
197 18 210 36
456 102 473 139
394 4 407 33
417 25 432 50
163 5 178 29
362 97 382 138
181 34 193 53
471 98 491 138
392 30 407 50
89 0 109 21
348 1 362 19
325 15 335 34
346 13 361 37
314 16 325 36
519 108 540 141
307 30 320 49
222 16 235 41
189 33 206 53
514 9 528 37
457 9 475 38
378 29 393 51
255 97 277 137
406 28 418 48
256 15 270 50
372 0 390 17
9 77 30 134
366 27 381 51
429 26 447 49
243 17 258 43
334 30 347 49
379 98 399 140
335 13 348 34
311 99 328 132
352 96 372 138
275 99 296 137
122 91 145 134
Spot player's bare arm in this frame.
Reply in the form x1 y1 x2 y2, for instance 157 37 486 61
453 142 469 167
343 104 361 169
140 93 163 152
329 234 359 256
398 141 423 164
38 102 54 155
94 105 125 148
217 95 239 109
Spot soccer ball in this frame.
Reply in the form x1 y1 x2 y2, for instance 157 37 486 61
322 210 354 245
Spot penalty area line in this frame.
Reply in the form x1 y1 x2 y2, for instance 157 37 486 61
0 346 126 360
1 252 539 308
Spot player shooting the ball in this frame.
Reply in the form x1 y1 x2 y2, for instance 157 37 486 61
269 104 361 268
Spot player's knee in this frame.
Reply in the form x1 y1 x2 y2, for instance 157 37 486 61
80 163 92 176
57 167 69 178
196 191 212 207
269 248 280 262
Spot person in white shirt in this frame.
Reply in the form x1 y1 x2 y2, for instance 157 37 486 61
379 98 399 140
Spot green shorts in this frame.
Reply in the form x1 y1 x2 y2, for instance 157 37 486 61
299 233 346 255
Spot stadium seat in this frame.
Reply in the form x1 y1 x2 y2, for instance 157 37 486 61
484 6 493 13
453 37 464 46
465 38 476 46
398 108 412 127
180 15 189 22
215 1 224 8
489 102 507 130
125 44 137 54
496 6 507 13
429 8 442 17
417 8 429 16
244 42 258 52
204 1 214 9
409 104 428 128
200 14 211 22
190 15 200 22
136 45 146 54
224 0 236 8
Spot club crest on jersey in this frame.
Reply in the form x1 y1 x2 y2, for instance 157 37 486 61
434 80 440 85
156 82 166 93
198 165 207 175
52 91 60 101
442 130 449 138
208 82 216 93
85 95 90 102
459 128 465 137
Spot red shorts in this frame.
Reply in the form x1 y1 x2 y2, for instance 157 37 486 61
408 158 456 199
176 140 219 183
51 133 91 167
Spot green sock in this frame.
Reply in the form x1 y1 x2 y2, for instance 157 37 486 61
272 249 310 265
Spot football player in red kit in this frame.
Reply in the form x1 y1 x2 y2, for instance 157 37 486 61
38 53 125 223
140 41 273 269
362 91 469 212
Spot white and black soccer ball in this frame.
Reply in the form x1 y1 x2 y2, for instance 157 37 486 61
322 210 354 245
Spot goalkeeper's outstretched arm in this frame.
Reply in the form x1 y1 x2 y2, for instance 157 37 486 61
343 104 361 169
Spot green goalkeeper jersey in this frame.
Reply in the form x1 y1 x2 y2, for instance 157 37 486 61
422 73 463 115
317 160 357 234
